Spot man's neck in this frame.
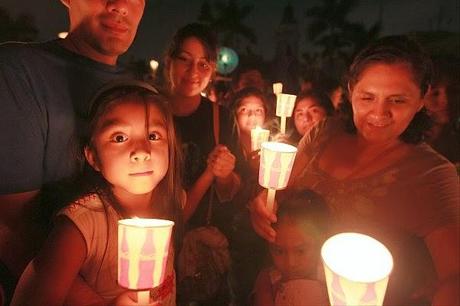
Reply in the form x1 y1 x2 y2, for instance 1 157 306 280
60 34 117 66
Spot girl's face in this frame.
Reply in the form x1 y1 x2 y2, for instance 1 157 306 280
169 37 215 98
236 96 266 134
270 219 319 280
293 98 327 136
86 98 169 198
350 63 424 144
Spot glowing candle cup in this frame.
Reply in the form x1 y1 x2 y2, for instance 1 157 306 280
118 218 174 305
259 142 297 212
251 126 270 152
276 93 296 134
321 232 393 306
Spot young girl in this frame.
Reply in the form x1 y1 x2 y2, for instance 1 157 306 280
289 89 334 144
253 190 330 306
226 87 271 305
11 81 184 306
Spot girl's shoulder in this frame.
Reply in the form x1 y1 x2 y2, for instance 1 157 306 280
58 193 105 219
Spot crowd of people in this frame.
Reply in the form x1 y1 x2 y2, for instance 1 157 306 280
0 1 458 306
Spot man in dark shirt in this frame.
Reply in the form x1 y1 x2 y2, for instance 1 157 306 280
0 0 146 301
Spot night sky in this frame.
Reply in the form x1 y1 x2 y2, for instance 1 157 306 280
2 0 459 63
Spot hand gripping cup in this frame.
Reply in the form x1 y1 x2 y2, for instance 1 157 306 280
321 232 393 306
118 218 174 305
259 142 297 212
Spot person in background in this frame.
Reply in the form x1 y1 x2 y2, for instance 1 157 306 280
11 81 182 306
226 87 271 305
0 0 146 303
163 22 240 305
288 90 334 144
162 22 240 228
253 190 330 306
424 57 460 164
249 36 459 306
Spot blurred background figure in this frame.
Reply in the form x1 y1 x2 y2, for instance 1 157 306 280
424 57 460 164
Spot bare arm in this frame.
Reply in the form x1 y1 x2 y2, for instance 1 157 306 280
0 190 45 277
11 216 87 306
253 269 275 306
425 225 460 306
183 168 214 222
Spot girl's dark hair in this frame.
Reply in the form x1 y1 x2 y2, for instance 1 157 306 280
163 23 218 90
342 35 433 144
275 189 330 242
295 89 335 116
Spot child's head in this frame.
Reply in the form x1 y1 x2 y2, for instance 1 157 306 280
293 90 334 137
270 190 330 280
82 80 182 219
231 87 268 136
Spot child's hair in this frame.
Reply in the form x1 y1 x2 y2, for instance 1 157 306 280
274 190 330 243
294 89 335 117
80 80 183 225
230 87 270 136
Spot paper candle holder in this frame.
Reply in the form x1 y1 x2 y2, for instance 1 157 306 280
118 218 174 291
321 232 393 306
251 126 270 151
273 82 283 95
259 142 297 190
276 93 296 118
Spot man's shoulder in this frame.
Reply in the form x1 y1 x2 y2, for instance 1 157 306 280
0 41 49 60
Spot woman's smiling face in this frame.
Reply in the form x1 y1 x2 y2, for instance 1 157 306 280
350 63 424 144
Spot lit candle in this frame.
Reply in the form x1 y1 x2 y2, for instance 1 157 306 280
251 126 270 152
276 93 296 134
259 142 297 212
321 232 393 306
118 218 174 305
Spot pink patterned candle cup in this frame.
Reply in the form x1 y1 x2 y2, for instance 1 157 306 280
321 232 393 306
259 142 297 212
251 126 270 152
118 218 174 304
275 93 296 133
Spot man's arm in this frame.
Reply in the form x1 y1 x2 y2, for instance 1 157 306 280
0 191 45 278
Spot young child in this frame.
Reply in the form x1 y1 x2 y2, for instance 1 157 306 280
224 87 271 305
253 190 330 306
11 81 184 306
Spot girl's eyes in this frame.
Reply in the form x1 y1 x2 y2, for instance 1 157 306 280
112 134 128 143
148 132 162 141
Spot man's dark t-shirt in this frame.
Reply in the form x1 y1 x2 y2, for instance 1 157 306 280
0 40 129 194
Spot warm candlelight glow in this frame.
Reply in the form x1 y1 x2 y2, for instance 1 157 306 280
321 232 393 306
118 218 174 291
149 59 159 71
251 126 270 151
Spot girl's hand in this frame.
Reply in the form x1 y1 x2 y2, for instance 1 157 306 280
207 145 236 179
249 190 277 242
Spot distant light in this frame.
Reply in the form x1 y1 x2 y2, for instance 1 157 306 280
58 32 68 39
216 47 238 75
149 59 159 71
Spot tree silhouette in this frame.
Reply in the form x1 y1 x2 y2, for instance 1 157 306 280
304 0 380 73
0 6 38 43
197 0 257 52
